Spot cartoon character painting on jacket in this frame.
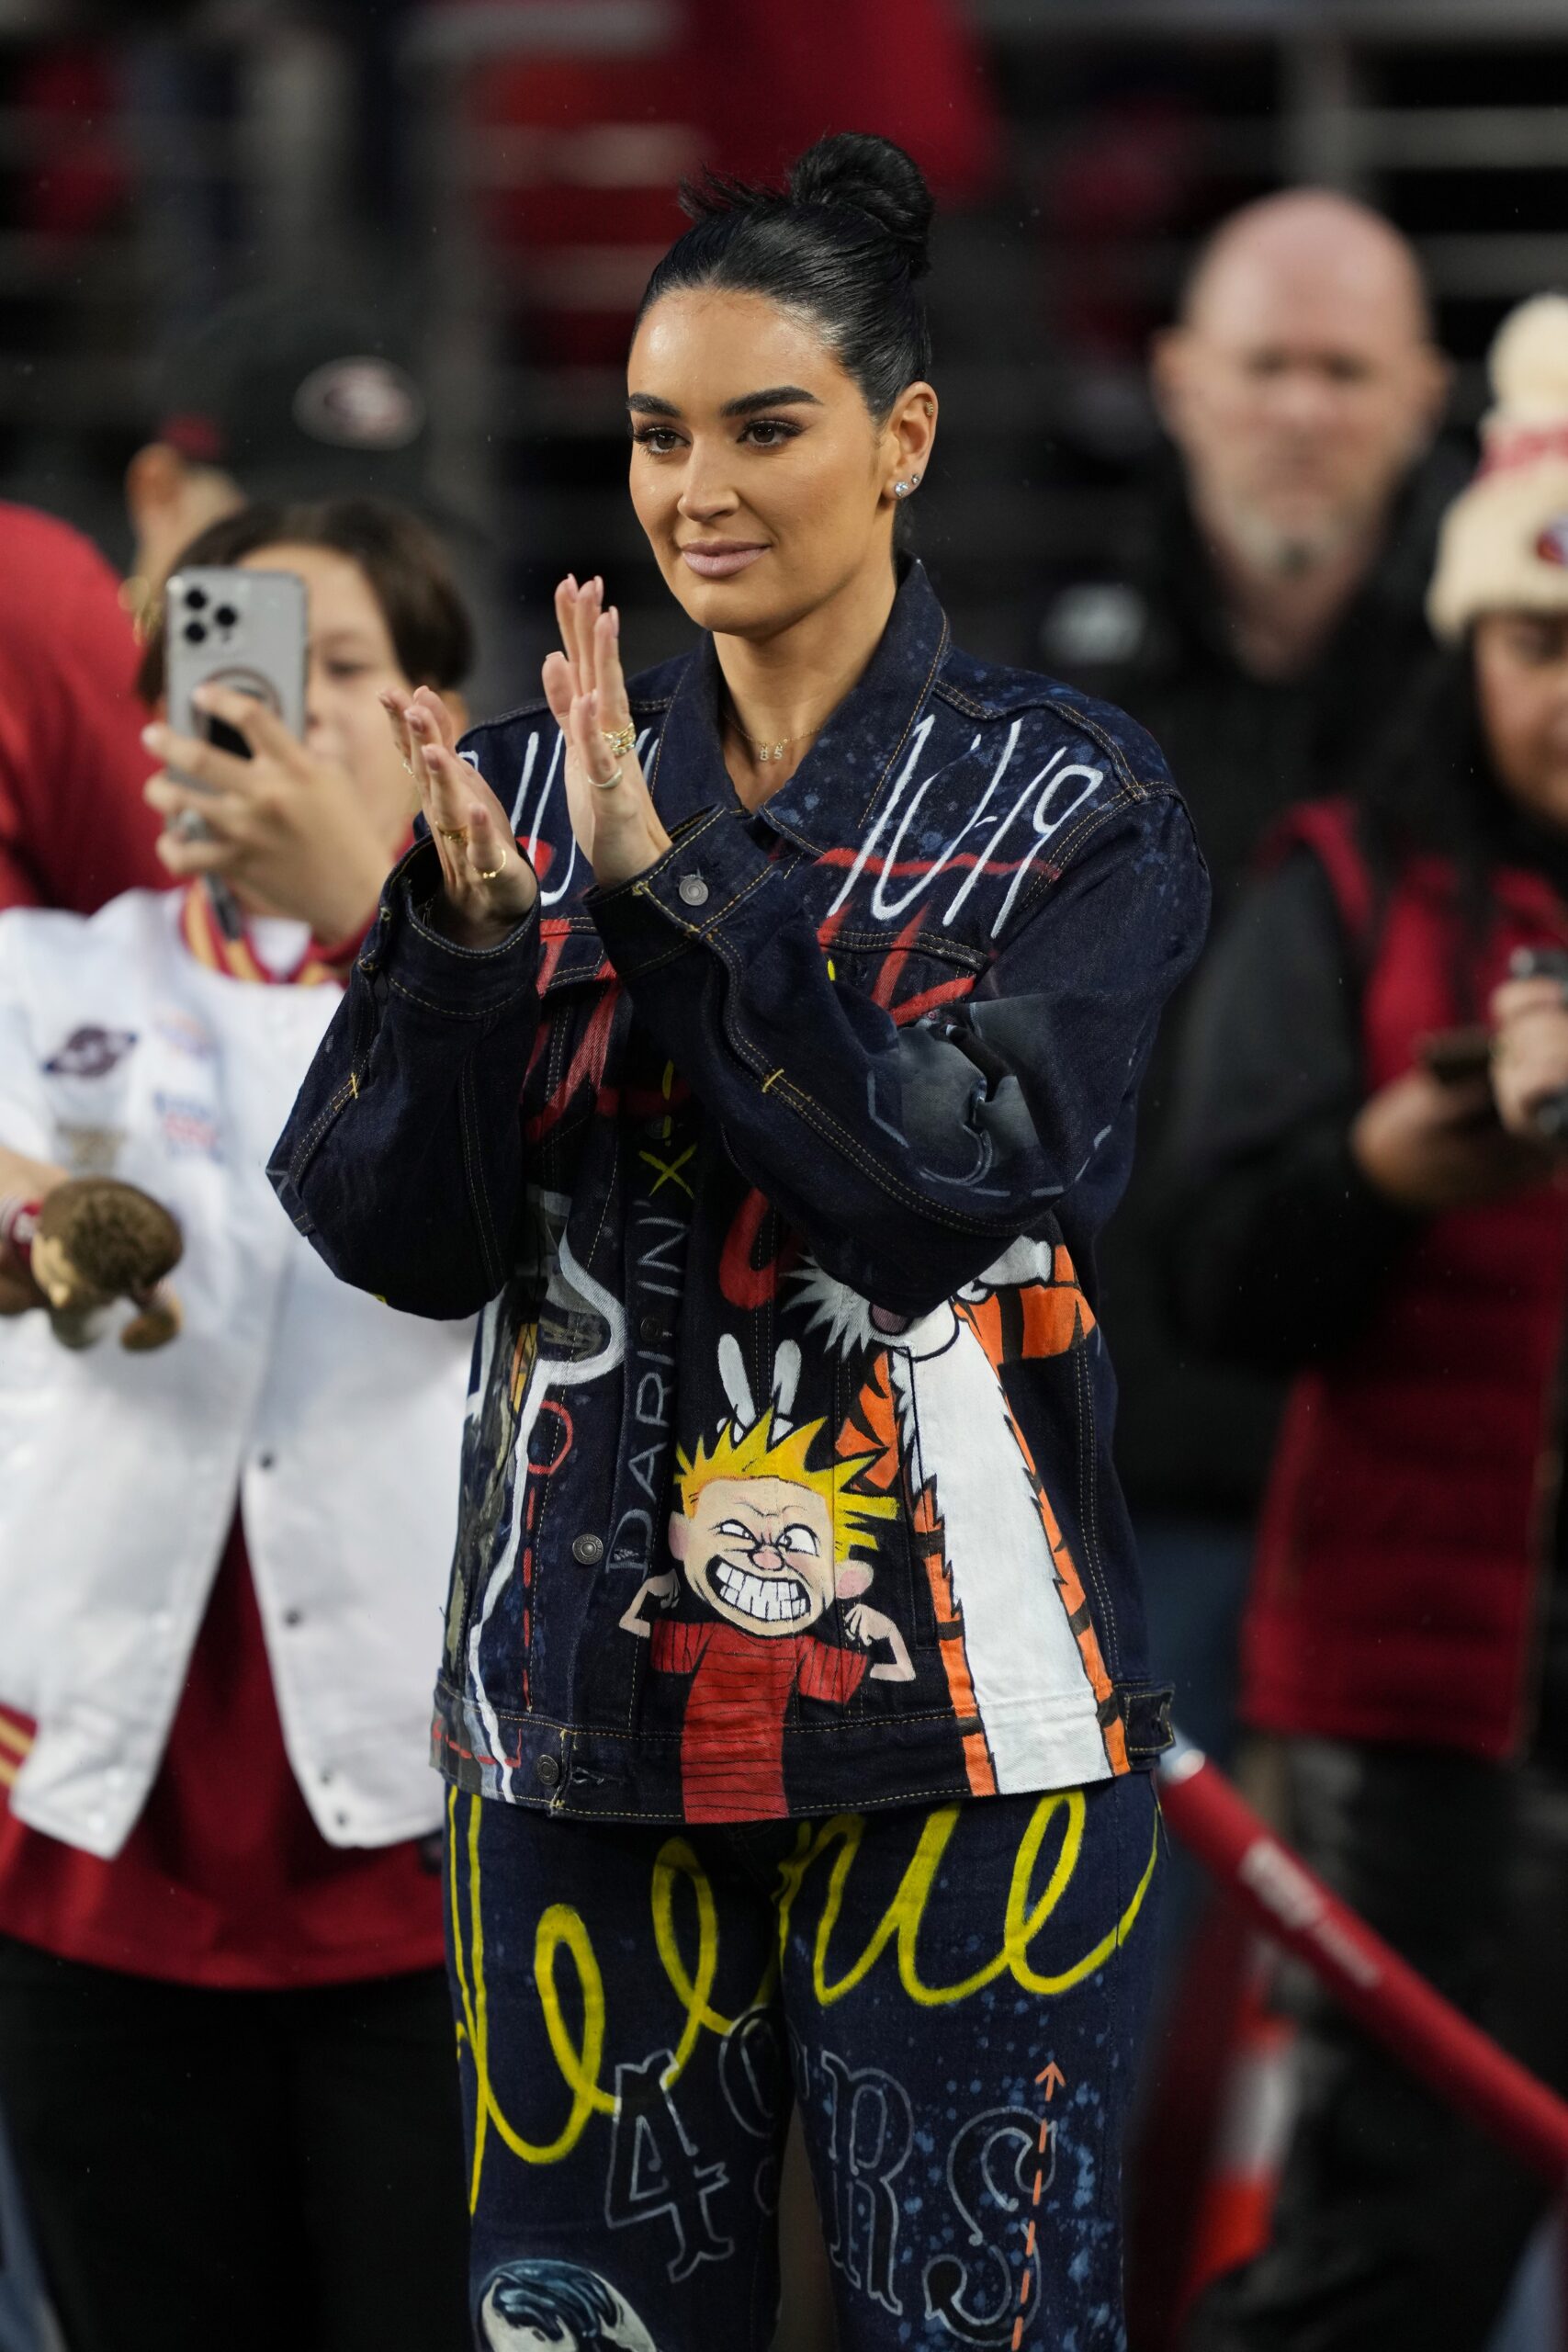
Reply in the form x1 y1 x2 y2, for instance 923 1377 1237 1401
620 1338 910 1819
619 1228 1120 1823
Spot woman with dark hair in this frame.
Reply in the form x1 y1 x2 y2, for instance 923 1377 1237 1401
1162 298 1568 2352
0 498 476 2351
275 136 1207 2349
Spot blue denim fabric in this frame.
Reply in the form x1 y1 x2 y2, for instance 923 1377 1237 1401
270 561 1208 1826
446 1772 1163 2351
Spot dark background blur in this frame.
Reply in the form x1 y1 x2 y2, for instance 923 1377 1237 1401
7 0 1568 707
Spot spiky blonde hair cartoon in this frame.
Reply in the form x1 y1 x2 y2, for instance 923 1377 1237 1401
676 1407 899 1553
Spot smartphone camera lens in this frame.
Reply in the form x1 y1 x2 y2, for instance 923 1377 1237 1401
183 587 208 612
214 605 238 630
182 619 208 644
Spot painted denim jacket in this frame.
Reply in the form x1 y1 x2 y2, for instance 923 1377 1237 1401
270 562 1209 1825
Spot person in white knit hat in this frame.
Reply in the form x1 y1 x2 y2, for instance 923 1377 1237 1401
1429 291 1568 643
1156 288 1568 2352
1461 297 1568 1152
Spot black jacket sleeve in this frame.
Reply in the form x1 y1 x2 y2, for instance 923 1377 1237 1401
268 838 542 1319
1156 847 1417 1374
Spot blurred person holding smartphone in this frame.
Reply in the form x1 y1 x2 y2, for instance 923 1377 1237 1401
125 283 516 723
0 291 468 926
0 498 477 2352
1161 299 1568 2351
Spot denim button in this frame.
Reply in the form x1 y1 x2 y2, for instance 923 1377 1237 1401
571 1532 604 1566
638 1315 666 1344
535 1753 561 1789
677 873 708 907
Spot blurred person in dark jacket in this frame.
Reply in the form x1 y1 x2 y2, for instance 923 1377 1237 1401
1042 190 1456 1788
124 284 516 723
123 288 435 615
1166 295 1568 2352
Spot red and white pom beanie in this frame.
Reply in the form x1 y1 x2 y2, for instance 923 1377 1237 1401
1429 293 1568 642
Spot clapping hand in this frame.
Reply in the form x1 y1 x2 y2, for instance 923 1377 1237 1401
541 576 671 889
379 686 538 948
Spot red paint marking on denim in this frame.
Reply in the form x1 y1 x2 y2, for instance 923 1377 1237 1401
1012 2062 1066 2346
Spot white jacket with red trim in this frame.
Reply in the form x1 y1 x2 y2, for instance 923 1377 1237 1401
0 888 471 1859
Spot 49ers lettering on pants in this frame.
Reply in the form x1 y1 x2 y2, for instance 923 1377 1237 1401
446 1772 1160 2351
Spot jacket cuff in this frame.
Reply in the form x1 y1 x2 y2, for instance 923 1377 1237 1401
361 836 542 1015
589 808 775 978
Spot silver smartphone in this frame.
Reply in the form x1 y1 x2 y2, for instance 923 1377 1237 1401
164 565 308 773
162 565 308 937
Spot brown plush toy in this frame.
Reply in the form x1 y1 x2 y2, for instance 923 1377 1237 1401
30 1179 184 1351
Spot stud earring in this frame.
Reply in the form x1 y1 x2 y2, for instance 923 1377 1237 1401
893 481 910 498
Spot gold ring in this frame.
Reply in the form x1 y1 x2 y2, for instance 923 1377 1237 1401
593 765 625 794
601 721 637 759
401 757 417 779
435 823 468 842
473 850 508 882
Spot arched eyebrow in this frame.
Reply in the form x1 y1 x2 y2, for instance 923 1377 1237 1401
626 386 823 421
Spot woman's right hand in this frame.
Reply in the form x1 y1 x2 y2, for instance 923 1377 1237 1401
1349 1067 1550 1211
381 687 537 946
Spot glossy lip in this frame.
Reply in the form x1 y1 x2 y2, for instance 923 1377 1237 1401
679 539 768 580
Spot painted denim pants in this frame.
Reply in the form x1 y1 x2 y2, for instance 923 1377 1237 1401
446 1772 1162 2352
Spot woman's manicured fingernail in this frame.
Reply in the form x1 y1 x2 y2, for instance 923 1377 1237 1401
406 706 428 731
141 724 164 749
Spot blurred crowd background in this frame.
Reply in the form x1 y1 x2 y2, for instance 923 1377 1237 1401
6 0 1565 677
5 0 1568 2346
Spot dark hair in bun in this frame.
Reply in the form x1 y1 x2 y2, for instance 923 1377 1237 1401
636 132 934 420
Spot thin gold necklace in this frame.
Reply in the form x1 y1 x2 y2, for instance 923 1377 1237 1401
724 709 826 765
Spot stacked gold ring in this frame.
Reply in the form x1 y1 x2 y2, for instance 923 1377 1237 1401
600 721 637 760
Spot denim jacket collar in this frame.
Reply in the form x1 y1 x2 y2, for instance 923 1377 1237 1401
645 557 950 859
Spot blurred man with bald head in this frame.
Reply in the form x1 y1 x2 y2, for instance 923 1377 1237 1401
1159 190 1445 588
1043 190 1459 1946
1051 185 1453 907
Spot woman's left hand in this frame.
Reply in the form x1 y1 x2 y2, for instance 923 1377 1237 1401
142 686 393 944
542 576 672 890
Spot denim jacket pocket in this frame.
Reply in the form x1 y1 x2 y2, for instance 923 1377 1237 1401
815 928 987 1034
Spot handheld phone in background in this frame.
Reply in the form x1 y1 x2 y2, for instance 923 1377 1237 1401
1507 945 1568 1138
164 567 309 937
1416 1025 1494 1087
